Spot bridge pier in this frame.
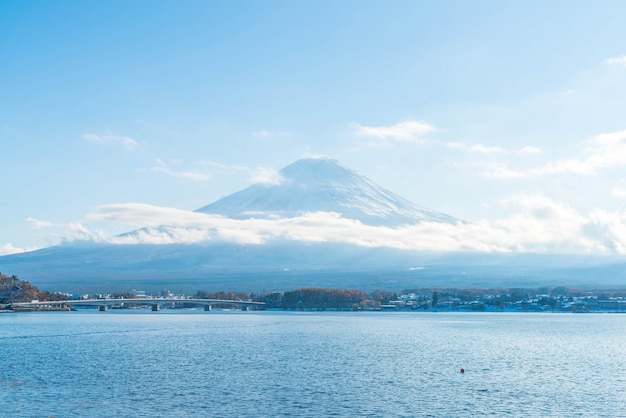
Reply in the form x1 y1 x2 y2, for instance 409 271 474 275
98 305 108 312
204 305 212 311
152 304 161 312
241 306 248 311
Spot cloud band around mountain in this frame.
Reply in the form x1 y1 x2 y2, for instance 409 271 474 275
52 199 626 254
83 131 139 150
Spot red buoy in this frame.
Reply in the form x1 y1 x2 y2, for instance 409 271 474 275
460 368 465 373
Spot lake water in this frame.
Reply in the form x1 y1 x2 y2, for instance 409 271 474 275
1 310 625 417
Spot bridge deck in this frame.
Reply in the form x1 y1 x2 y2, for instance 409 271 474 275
12 298 265 309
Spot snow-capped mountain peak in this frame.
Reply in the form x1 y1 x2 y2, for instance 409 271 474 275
195 158 460 226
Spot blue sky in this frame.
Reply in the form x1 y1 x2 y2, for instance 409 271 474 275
3 0 626 254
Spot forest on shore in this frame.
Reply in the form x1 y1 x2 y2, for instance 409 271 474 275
0 272 67 305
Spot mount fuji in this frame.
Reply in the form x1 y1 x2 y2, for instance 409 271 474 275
1 158 624 292
196 158 459 226
111 157 461 246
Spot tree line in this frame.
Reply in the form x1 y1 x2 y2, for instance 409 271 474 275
193 288 396 310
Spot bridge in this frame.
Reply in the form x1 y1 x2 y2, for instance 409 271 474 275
11 298 266 312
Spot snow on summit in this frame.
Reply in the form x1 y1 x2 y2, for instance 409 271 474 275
195 158 460 226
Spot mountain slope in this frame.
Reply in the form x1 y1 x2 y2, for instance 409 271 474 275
2 242 624 293
196 158 460 226
4 157 622 293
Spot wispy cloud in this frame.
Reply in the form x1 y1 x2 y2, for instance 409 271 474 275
84 203 211 228
518 146 542 154
200 160 250 172
83 131 138 150
485 129 626 179
200 160 284 186
447 142 542 154
352 120 437 143
0 243 28 255
26 217 55 229
25 217 104 244
252 130 291 138
150 159 210 181
249 167 285 186
447 142 506 153
604 55 626 66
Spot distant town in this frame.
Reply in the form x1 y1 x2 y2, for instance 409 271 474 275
255 286 626 313
3 272 626 313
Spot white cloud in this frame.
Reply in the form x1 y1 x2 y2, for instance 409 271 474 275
26 217 55 229
47 198 626 254
200 160 249 172
83 131 138 150
518 146 542 154
495 194 592 250
584 209 626 253
604 55 626 66
252 130 291 138
447 142 542 155
447 142 506 153
84 203 210 228
199 160 283 186
151 166 209 181
0 243 28 255
482 163 526 179
302 152 332 159
23 216 104 245
612 186 626 199
150 159 209 181
249 167 285 186
352 120 437 143
485 129 626 179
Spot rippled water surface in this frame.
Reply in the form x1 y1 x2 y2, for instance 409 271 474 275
1 311 625 417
